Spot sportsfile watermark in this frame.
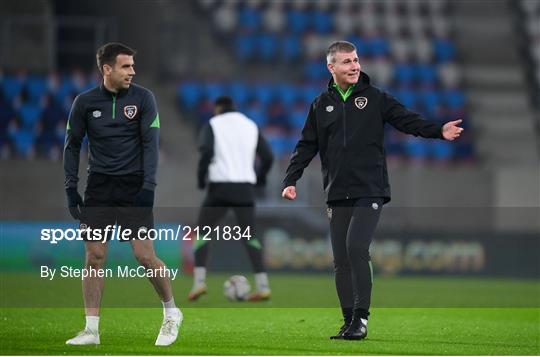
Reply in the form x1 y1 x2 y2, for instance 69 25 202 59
40 224 252 244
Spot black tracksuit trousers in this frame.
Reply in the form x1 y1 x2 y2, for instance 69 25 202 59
328 197 383 320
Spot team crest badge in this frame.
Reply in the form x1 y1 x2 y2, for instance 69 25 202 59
327 208 333 219
354 97 368 110
92 110 101 118
326 105 334 112
124 105 138 119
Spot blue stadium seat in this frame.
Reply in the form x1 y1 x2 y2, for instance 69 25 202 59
228 82 249 108
442 88 465 109
178 81 203 110
418 89 440 115
2 75 25 102
346 35 367 57
289 104 307 130
434 38 456 62
281 35 301 62
275 83 298 108
239 6 262 32
18 103 42 129
54 77 76 104
284 135 298 156
11 128 35 157
287 9 309 34
267 102 290 130
258 33 279 61
235 33 257 61
394 63 416 84
41 95 65 130
405 137 428 160
300 86 320 106
430 140 453 161
26 75 48 103
393 87 417 108
305 59 328 81
367 36 390 58
82 76 98 92
245 101 267 127
266 134 286 157
311 9 333 34
415 63 438 84
252 83 274 107
204 82 226 102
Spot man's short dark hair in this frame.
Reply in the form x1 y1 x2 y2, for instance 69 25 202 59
214 96 235 113
326 41 357 64
96 42 136 74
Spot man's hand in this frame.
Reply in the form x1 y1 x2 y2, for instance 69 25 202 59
282 186 297 200
442 119 464 141
134 189 155 207
66 187 83 220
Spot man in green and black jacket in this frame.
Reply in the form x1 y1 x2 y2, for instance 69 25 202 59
63 42 181 347
282 41 464 341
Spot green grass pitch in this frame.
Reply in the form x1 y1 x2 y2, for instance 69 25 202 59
1 274 539 355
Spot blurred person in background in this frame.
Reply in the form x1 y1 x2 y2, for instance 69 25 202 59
189 96 274 302
63 42 181 346
282 41 463 341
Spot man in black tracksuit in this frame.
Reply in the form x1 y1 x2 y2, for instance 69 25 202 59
282 41 464 340
189 96 274 302
63 43 181 346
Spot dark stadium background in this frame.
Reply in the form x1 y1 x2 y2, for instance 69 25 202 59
1 0 539 303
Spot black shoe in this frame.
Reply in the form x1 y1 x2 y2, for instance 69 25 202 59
330 321 351 340
342 318 368 340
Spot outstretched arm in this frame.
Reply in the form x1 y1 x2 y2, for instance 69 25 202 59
383 92 444 139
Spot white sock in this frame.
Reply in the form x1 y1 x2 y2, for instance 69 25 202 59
254 272 270 292
85 316 99 333
162 298 177 317
361 318 368 326
193 267 206 288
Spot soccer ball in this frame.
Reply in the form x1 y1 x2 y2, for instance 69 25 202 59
223 275 251 301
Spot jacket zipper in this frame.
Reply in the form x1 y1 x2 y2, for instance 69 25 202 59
112 94 117 119
342 102 346 146
341 101 350 199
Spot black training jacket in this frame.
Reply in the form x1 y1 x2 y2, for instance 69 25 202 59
64 83 160 191
283 73 444 203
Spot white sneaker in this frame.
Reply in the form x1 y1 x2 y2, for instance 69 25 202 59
188 284 207 301
155 308 183 346
66 329 100 345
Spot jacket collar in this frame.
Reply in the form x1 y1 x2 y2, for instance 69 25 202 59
327 71 371 97
100 81 129 98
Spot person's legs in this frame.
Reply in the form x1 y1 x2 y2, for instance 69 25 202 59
130 238 182 346
328 202 355 339
193 204 228 269
342 198 383 340
114 174 181 346
233 204 270 300
66 173 114 345
83 241 109 317
189 195 228 300
131 239 174 301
